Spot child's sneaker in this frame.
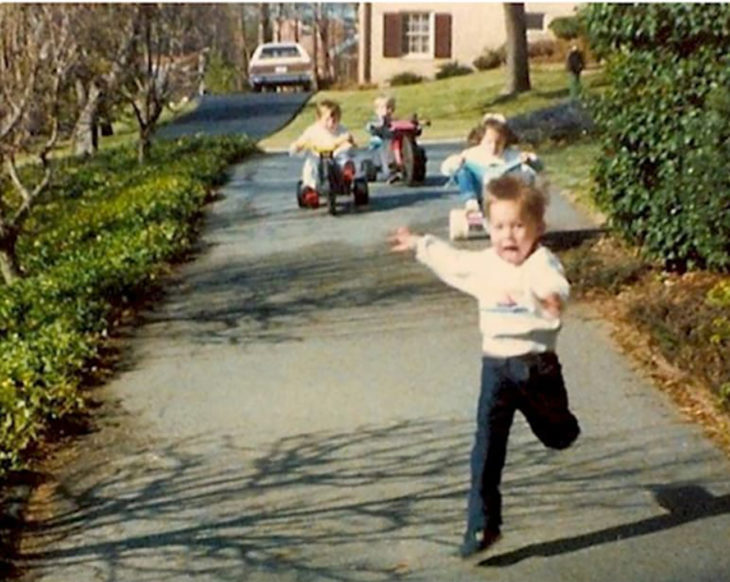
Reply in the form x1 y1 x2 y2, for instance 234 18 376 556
458 527 501 558
387 170 403 184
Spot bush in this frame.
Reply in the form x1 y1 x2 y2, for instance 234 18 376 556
528 39 557 60
549 15 583 40
473 47 505 71
388 71 424 86
585 4 730 271
435 61 472 79
0 135 257 475
204 49 239 94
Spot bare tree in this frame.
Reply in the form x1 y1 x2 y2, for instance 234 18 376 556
293 3 301 42
121 4 201 164
70 4 139 157
314 4 332 84
258 3 272 45
0 5 76 283
503 3 531 94
232 3 251 91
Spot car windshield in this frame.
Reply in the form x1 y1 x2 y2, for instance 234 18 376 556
260 46 300 59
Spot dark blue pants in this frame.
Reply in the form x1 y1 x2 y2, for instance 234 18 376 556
467 352 580 533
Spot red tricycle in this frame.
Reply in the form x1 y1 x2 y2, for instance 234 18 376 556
295 145 369 216
362 115 428 186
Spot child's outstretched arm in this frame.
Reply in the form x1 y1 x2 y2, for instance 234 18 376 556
388 227 486 298
389 226 421 252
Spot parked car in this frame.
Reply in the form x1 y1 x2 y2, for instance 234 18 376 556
248 42 314 92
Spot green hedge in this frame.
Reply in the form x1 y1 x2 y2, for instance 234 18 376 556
584 4 730 271
548 16 583 41
0 135 257 475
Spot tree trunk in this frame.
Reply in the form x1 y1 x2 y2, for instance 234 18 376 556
258 3 271 45
293 4 300 42
72 81 102 157
312 4 320 90
0 228 21 285
358 2 372 85
274 3 283 42
138 126 152 164
503 3 531 94
317 5 331 83
236 4 250 90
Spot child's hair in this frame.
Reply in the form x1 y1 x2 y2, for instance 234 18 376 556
481 112 518 146
316 100 341 120
466 124 485 146
484 174 549 224
374 95 396 111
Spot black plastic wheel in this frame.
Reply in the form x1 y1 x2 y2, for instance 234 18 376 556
296 180 305 208
322 158 338 216
361 159 378 182
413 146 427 182
401 137 417 186
353 178 369 206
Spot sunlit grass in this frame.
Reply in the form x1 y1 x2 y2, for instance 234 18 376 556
537 135 602 219
259 63 605 149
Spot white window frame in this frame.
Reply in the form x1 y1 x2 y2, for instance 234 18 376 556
401 11 435 59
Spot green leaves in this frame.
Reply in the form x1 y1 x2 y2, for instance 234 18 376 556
585 4 730 271
0 135 257 474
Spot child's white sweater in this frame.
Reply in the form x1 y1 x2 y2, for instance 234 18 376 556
415 235 570 357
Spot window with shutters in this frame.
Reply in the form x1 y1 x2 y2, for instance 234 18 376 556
402 13 431 56
382 12 451 59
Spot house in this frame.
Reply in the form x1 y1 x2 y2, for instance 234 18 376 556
357 2 580 86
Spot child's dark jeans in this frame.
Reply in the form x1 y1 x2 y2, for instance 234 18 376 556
466 352 580 534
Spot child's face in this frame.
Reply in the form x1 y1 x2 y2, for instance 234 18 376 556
488 198 544 266
375 101 389 118
318 108 339 132
481 127 507 156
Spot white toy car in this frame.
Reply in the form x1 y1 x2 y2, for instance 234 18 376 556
248 42 314 93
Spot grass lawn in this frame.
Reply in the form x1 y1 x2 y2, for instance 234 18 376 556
259 63 606 149
536 136 603 221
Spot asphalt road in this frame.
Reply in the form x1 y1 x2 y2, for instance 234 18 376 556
16 98 730 582
156 93 312 141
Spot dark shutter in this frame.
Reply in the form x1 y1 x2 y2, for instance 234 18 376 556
525 12 545 31
434 13 452 59
383 13 402 58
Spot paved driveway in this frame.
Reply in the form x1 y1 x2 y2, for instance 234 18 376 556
18 140 730 582
156 93 311 141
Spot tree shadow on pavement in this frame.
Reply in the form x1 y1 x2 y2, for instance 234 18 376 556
132 242 462 353
480 484 730 568
16 420 728 582
366 185 453 214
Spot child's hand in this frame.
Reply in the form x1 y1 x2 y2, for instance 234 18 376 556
520 151 537 164
537 293 563 318
389 227 420 253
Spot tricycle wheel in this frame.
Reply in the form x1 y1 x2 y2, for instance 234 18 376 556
401 137 417 186
413 146 427 182
361 159 378 182
296 180 305 208
353 178 369 206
